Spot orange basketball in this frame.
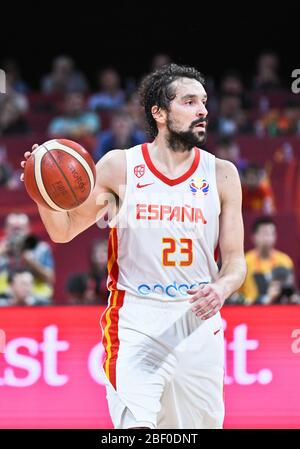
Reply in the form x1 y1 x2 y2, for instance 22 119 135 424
24 139 96 211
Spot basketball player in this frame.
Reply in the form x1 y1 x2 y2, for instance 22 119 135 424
21 64 246 429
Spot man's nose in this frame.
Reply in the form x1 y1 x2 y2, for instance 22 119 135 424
197 103 208 117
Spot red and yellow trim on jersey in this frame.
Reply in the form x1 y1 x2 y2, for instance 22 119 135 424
107 227 119 291
101 289 125 389
100 227 125 389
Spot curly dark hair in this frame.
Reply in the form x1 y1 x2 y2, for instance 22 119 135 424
139 63 205 139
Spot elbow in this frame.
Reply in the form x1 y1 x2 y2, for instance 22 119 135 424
240 259 247 285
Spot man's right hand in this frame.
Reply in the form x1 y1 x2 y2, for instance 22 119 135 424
20 144 39 182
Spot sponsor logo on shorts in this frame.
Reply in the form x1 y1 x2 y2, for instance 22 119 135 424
137 281 209 297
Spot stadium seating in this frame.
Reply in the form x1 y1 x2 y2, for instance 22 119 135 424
1 88 300 302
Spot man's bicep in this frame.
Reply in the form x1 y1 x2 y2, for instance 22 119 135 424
218 162 244 260
219 205 244 261
68 153 122 235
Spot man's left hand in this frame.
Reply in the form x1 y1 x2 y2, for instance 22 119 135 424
187 284 226 320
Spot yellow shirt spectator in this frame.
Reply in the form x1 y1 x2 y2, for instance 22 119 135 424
240 249 294 304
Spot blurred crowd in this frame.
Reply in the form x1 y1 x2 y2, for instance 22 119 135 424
0 52 299 306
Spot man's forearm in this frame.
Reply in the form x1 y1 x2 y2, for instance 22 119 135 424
215 257 247 300
37 204 72 243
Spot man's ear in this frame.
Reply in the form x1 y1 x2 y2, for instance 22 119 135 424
151 105 167 125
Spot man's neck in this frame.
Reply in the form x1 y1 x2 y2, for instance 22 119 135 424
257 248 273 259
10 297 29 306
148 135 195 175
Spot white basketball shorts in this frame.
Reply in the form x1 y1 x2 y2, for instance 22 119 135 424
100 292 225 429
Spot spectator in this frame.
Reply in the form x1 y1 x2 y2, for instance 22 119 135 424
209 94 253 136
0 146 22 191
215 136 248 174
66 273 85 304
277 100 300 135
124 91 147 135
41 55 89 94
150 53 172 71
48 91 100 147
241 164 275 215
0 76 29 137
0 96 29 136
87 239 108 305
93 109 145 160
88 67 125 112
66 272 90 305
1 78 29 114
0 269 44 306
66 239 108 305
219 71 251 109
253 51 281 91
263 267 300 305
239 217 296 304
0 161 12 187
1 59 29 94
0 213 55 304
258 100 300 136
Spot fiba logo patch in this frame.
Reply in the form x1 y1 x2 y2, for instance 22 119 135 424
189 178 209 197
134 164 145 178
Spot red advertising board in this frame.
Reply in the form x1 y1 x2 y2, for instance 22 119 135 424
0 305 300 428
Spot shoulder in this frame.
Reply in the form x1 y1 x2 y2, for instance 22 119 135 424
274 250 294 268
215 158 240 178
215 158 242 203
98 144 143 170
95 149 127 195
98 148 126 170
94 144 145 195
245 249 256 262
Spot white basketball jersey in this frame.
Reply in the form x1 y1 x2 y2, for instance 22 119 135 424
106 143 220 302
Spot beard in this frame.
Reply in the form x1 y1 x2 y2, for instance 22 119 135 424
166 116 207 152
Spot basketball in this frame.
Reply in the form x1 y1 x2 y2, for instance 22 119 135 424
24 139 96 211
